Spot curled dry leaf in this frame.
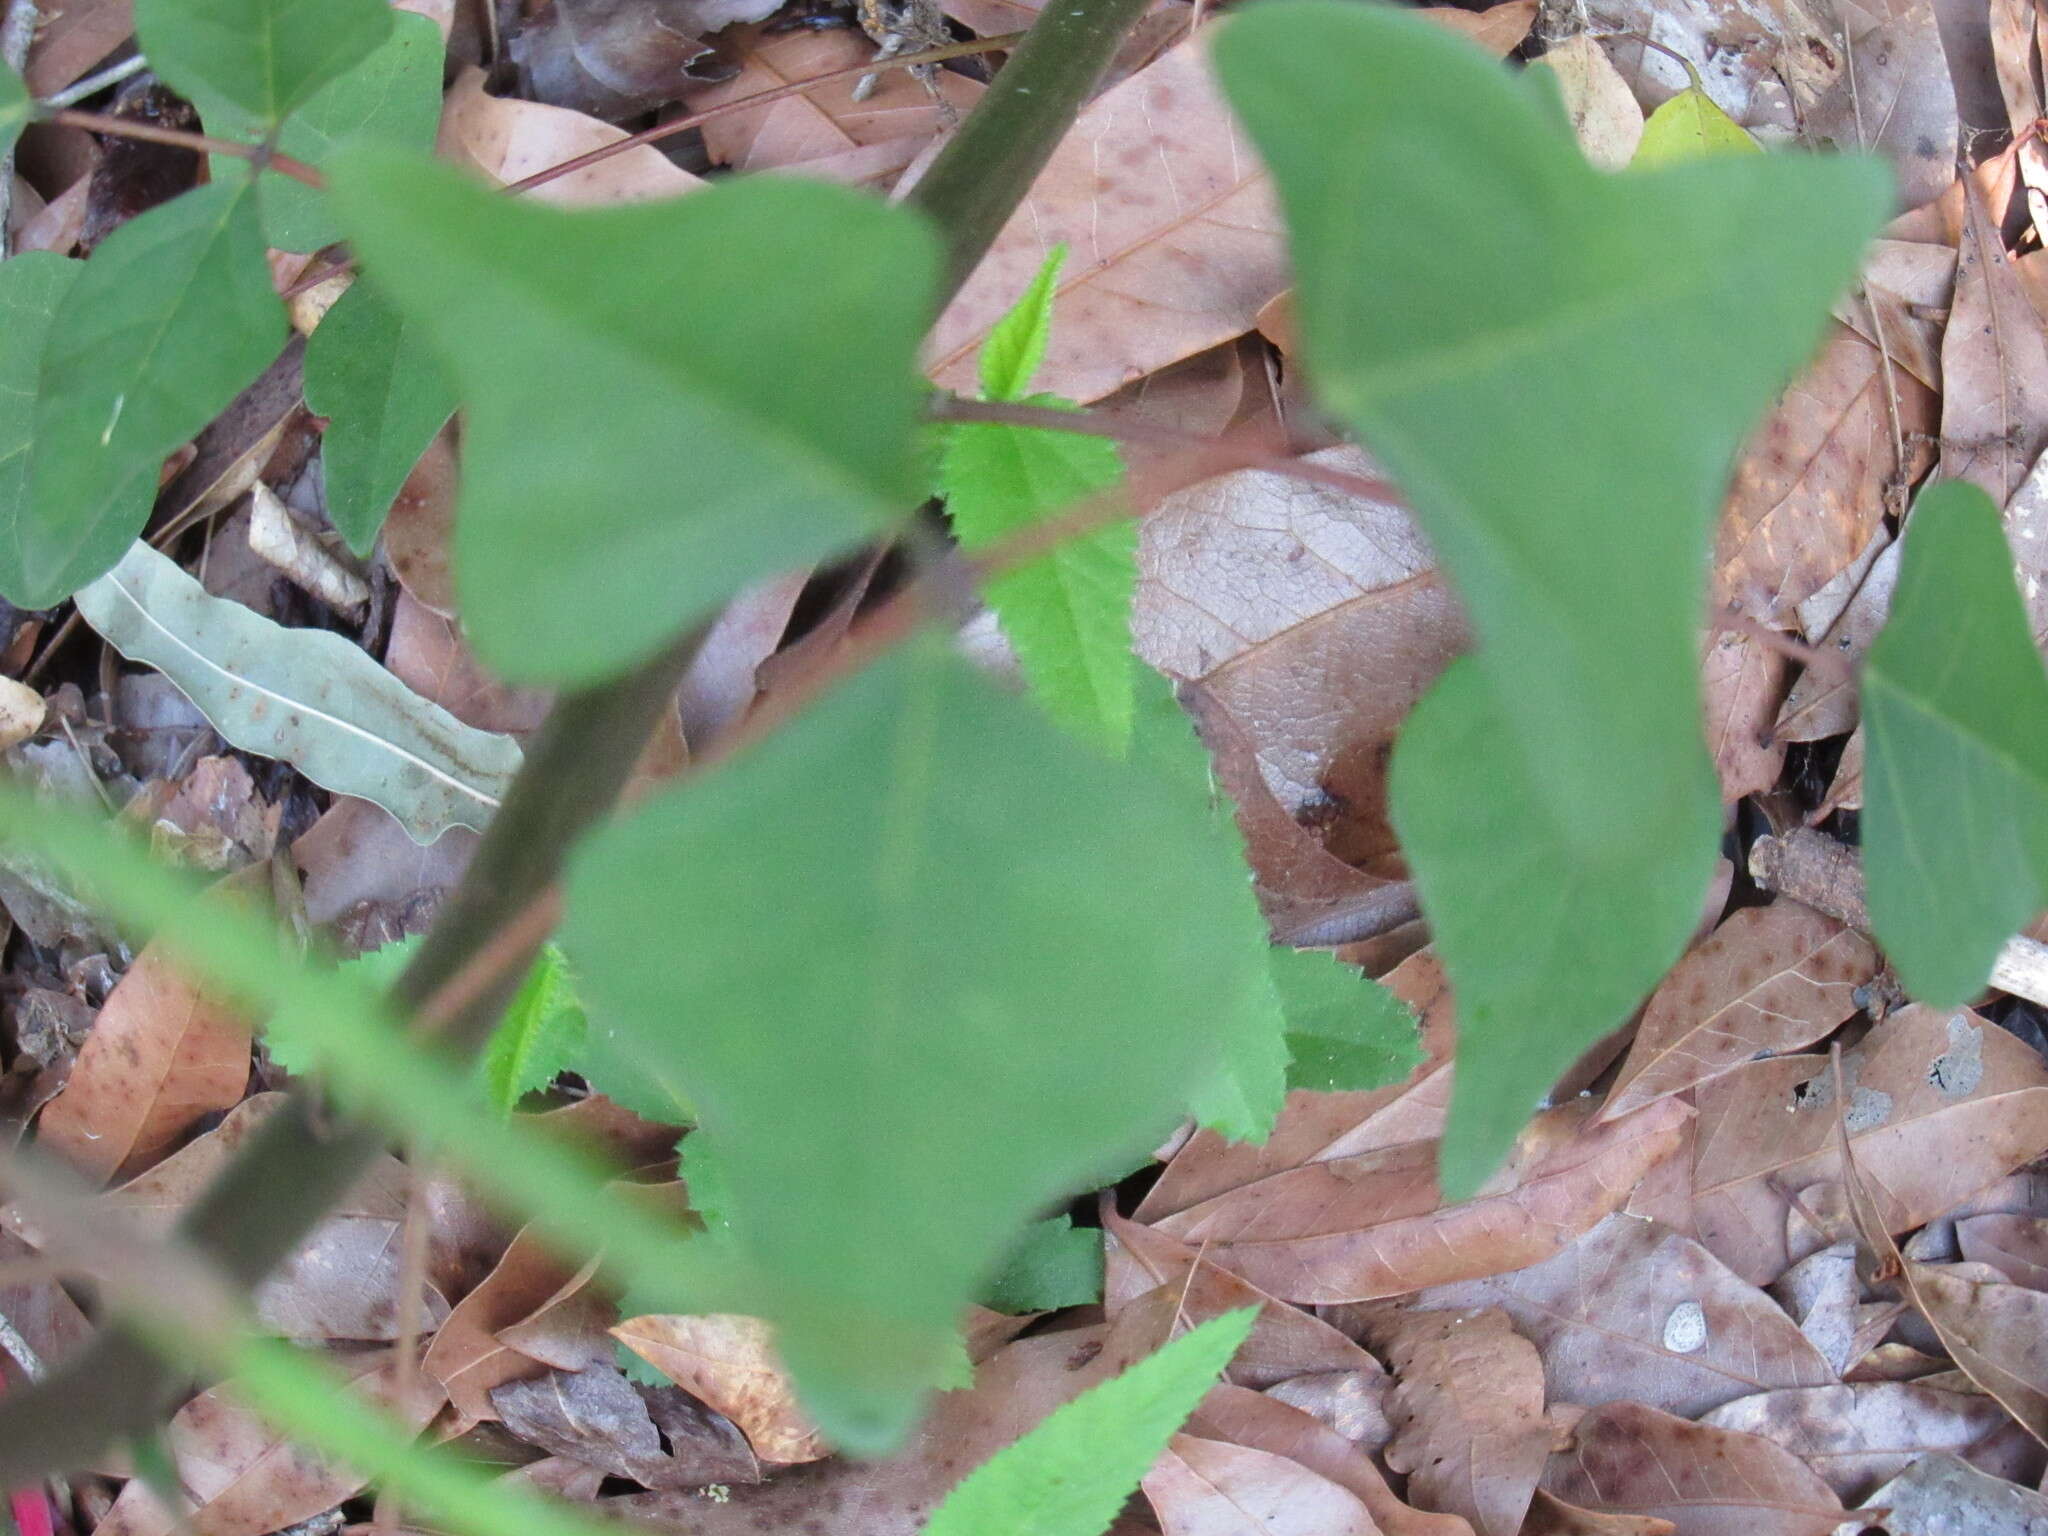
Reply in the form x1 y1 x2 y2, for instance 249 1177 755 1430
1142 1433 1379 1536
611 1312 825 1464
36 940 253 1182
1393 1214 1833 1419
436 68 704 202
489 1363 760 1490
1344 1305 1546 1536
1699 1381 2035 1501
925 38 1286 404
1541 1400 1846 1536
1602 901 1879 1120
1154 1097 1690 1305
92 1348 444 1536
424 1224 596 1428
1185 1382 1472 1536
1692 1006 2048 1283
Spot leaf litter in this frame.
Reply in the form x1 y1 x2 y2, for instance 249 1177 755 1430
8 0 2048 1533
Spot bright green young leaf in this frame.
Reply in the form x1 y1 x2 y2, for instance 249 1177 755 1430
0 255 82 545
479 943 587 1113
940 411 1133 752
135 0 392 127
304 274 457 556
1215 2 1888 1195
979 245 1066 402
0 60 31 159
261 937 419 1075
1635 82 1759 165
327 150 937 685
1270 945 1421 1093
922 1309 1255 1536
7 176 284 607
983 1214 1102 1314
1863 481 2048 1005
563 639 1283 1453
184 11 445 252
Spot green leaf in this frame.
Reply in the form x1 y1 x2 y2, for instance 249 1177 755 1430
135 0 393 127
185 11 446 253
479 943 587 1113
7 176 284 607
74 543 520 842
922 1309 1255 1536
1270 946 1422 1093
979 245 1066 403
303 273 458 556
0 59 31 159
563 639 1283 1453
1214 1 1889 1195
1863 481 2048 1005
0 254 82 548
1635 83 1760 165
326 150 937 685
982 1215 1102 1314
262 937 419 1074
940 405 1134 752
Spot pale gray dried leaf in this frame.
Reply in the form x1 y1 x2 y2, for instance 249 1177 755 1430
490 1363 757 1490
1857 1452 2048 1534
1392 1215 1834 1420
75 543 521 843
1775 539 1899 743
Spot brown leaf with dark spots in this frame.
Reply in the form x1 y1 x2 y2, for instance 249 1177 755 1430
1142 1433 1379 1535
1699 1382 2033 1501
1386 1215 1833 1419
36 941 253 1182
1940 177 2048 508
1344 1306 1545 1536
1692 1007 2048 1284
92 1348 443 1536
925 38 1286 404
611 1313 824 1464
1699 627 1787 803
1184 1382 1471 1536
489 1363 758 1490
1602 901 1879 1120
1541 1401 1846 1536
1715 326 1935 626
1157 1098 1689 1305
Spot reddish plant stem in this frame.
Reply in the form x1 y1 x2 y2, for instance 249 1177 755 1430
48 110 326 189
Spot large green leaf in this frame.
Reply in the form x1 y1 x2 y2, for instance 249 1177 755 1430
303 274 457 556
326 150 937 684
184 10 446 253
1269 944 1422 1094
135 0 392 127
0 255 81 547
7 176 284 607
1863 481 2048 1004
0 59 30 159
922 1309 1255 1536
563 640 1283 1452
1214 1 1889 1194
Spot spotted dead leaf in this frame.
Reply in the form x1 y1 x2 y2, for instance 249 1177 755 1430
1542 1401 1846 1536
1714 325 1936 626
925 37 1285 403
36 941 253 1182
1699 627 1787 803
1692 1006 2048 1283
1144 1433 1379 1535
1603 901 1879 1120
679 23 979 184
612 1312 824 1463
1344 1306 1546 1536
1391 1214 1833 1418
1152 1097 1689 1305
437 68 704 202
92 1348 443 1536
1700 1381 2035 1500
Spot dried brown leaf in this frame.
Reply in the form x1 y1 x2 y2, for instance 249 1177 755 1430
1416 2 1537 55
1775 540 1899 743
1603 901 1879 1120
424 1225 592 1428
386 590 552 741
1859 1452 2048 1534
489 1363 758 1490
1692 1007 2048 1283
37 942 252 1182
1348 1306 1546 1536
1536 35 1643 170
611 1313 824 1463
1700 627 1787 803
1958 1213 2048 1289
925 38 1285 403
510 0 720 120
1900 1266 2048 1447
1519 1490 1674 1536
1142 1433 1379 1535
1939 178 2048 507
1157 1098 1689 1305
437 68 704 202
1540 1400 1847 1536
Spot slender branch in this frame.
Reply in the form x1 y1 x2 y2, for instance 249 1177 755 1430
40 53 148 110
49 109 327 189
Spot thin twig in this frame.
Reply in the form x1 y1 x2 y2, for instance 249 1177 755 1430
48 110 326 189
39 53 147 110
0 0 38 258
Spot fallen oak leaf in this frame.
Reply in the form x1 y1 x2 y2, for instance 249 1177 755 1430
611 1312 825 1463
